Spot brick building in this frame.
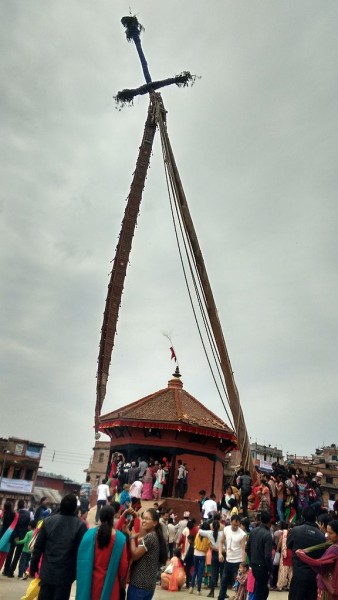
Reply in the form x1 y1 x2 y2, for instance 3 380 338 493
286 444 338 507
33 472 81 506
224 442 283 482
85 440 110 488
0 436 44 505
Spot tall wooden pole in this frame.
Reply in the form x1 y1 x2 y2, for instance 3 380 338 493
158 112 255 479
95 95 159 432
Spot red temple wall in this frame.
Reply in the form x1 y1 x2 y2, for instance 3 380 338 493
108 427 228 501
176 452 225 501
35 476 64 492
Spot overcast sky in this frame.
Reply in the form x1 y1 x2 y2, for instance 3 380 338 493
1 1 337 482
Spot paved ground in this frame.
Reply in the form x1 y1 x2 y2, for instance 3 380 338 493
0 576 289 600
154 585 288 600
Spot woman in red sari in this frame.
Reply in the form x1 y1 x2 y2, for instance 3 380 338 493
90 506 128 600
296 520 338 600
161 548 186 591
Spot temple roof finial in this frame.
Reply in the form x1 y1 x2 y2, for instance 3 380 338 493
172 365 181 379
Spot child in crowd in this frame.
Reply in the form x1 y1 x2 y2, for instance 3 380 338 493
16 520 36 579
270 542 279 590
184 534 195 589
119 484 131 510
228 498 239 517
231 562 249 600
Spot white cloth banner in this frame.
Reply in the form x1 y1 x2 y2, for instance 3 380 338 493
0 478 33 493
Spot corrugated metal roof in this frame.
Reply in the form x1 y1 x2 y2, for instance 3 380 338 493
33 486 63 504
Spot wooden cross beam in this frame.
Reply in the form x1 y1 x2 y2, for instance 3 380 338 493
114 16 196 106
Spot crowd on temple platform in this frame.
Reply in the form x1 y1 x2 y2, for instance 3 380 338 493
102 453 189 502
0 455 338 600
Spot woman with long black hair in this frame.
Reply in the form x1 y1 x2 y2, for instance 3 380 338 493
198 517 223 597
76 505 128 600
128 508 167 600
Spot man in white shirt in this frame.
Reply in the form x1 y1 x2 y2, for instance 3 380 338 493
175 511 190 544
95 477 110 524
129 479 143 499
218 515 246 600
202 493 218 520
175 460 186 498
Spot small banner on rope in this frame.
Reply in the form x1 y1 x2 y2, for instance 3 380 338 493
170 346 177 362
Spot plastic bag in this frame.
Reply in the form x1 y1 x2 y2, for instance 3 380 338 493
164 562 173 574
273 551 281 566
21 578 40 600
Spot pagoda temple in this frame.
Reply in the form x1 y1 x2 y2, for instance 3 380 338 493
99 369 237 500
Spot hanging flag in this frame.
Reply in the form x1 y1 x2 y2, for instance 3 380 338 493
170 346 177 362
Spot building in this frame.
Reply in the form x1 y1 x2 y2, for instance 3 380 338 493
85 440 110 488
0 436 44 504
286 444 338 507
250 442 283 471
33 472 81 506
99 369 237 500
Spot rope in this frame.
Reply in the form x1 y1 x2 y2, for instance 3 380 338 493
156 103 235 431
156 99 255 476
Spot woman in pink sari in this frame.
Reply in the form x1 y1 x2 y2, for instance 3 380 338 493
142 465 154 500
296 520 338 600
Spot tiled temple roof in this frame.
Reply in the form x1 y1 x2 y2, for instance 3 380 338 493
99 373 235 441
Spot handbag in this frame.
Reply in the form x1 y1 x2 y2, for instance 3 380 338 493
164 563 173 574
20 578 40 600
273 551 281 566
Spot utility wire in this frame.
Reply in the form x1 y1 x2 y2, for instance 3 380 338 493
158 111 235 430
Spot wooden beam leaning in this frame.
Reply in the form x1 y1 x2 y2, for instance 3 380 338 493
157 110 256 480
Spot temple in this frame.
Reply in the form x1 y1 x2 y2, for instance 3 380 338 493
99 369 237 500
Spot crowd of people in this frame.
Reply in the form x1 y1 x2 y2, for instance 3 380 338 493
0 459 338 600
102 454 189 502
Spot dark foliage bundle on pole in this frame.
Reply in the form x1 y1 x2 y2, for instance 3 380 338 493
121 15 151 84
115 15 198 107
114 72 197 107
